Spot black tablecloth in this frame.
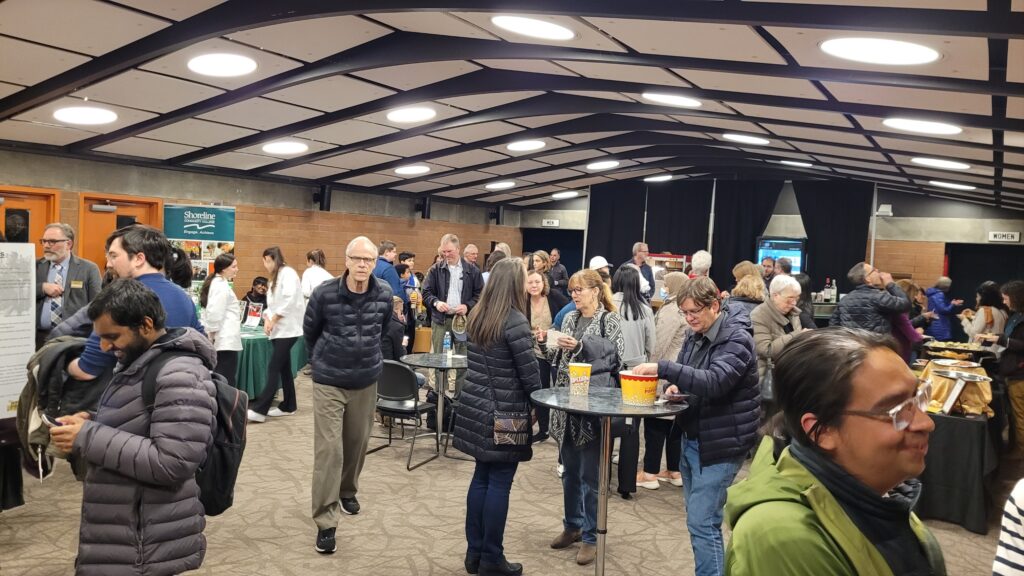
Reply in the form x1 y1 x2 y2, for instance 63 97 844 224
915 412 997 534
0 418 24 512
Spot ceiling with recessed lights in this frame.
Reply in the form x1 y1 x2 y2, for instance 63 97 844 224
0 0 1022 209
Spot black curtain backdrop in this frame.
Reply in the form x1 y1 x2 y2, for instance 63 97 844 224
710 180 784 291
585 180 646 269
793 180 875 295
646 180 714 257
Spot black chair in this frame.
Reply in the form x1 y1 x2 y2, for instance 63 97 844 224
367 361 438 470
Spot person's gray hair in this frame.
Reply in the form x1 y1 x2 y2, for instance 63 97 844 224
346 235 376 256
935 276 952 290
464 243 478 254
770 274 802 296
847 262 869 285
44 222 75 242
632 242 648 256
440 233 460 247
691 250 712 274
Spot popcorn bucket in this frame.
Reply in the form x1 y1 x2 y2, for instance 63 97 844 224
619 370 658 406
568 363 592 396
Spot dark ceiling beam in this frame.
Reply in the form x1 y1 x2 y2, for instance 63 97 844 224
988 0 1011 206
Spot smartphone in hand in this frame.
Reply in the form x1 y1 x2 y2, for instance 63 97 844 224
41 414 63 428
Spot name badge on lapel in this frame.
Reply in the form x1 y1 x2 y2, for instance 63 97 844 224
70 280 84 289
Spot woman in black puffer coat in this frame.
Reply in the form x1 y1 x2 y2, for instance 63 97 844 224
453 258 542 576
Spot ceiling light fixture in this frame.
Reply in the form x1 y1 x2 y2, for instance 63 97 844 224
394 165 431 175
386 106 436 123
586 160 620 171
780 160 813 168
882 118 962 135
491 15 575 41
644 174 673 182
506 139 546 152
485 181 516 190
723 133 770 145
911 157 971 170
552 190 580 200
641 92 702 108
820 38 940 66
929 180 976 191
262 141 308 155
187 53 258 77
53 106 118 125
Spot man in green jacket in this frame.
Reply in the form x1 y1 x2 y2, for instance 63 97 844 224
725 327 946 576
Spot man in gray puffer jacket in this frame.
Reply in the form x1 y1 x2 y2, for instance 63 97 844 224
50 278 216 576
829 262 910 334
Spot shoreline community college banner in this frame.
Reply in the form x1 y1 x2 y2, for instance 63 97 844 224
0 243 36 419
164 205 236 300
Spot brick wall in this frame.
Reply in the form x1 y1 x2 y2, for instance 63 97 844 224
869 240 946 285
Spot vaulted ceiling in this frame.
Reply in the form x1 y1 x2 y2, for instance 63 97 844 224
0 0 1022 210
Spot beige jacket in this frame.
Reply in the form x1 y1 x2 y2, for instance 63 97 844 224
751 302 803 381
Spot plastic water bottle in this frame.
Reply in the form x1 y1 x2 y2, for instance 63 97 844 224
443 331 452 359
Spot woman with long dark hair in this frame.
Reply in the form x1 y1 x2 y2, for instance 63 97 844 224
200 253 242 387
960 280 1009 340
166 246 194 290
248 246 305 422
453 258 542 576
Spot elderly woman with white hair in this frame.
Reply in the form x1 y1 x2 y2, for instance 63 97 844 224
750 275 807 387
690 250 712 278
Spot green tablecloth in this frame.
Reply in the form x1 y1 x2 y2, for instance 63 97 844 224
237 327 308 399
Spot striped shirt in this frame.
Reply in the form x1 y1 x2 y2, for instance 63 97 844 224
994 479 1024 575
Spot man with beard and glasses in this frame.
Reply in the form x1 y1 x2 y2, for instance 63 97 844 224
35 223 101 349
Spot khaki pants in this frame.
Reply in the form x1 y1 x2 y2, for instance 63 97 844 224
1008 379 1024 454
311 381 377 530
431 317 467 391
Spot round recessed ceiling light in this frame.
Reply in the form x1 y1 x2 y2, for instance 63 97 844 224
586 160 620 171
386 106 436 123
644 174 673 182
780 160 813 168
929 180 976 191
911 157 971 170
641 92 702 108
485 181 516 190
491 15 575 41
506 139 546 152
820 37 940 66
883 117 962 135
552 190 580 200
394 165 431 176
53 106 118 125
187 53 258 77
262 141 309 155
723 133 770 146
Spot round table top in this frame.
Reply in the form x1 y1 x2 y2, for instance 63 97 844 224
531 387 689 418
400 353 468 369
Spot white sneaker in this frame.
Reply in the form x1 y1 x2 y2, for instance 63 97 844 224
267 408 295 417
556 464 565 478
247 409 266 423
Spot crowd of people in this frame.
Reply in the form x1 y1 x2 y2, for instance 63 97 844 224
8 219 1024 576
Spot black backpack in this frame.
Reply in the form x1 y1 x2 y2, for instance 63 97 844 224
142 350 248 516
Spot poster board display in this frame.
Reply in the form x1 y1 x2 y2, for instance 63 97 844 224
163 205 236 301
0 243 36 419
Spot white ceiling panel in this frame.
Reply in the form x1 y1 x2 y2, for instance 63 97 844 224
537 149 606 165
191 152 279 170
140 38 302 90
1005 153 1024 167
337 173 402 187
368 135 459 157
834 169 911 183
823 82 991 115
675 69 825 100
352 60 480 91
854 115 992 145
761 124 872 147
818 157 900 173
872 136 993 163
269 164 345 180
792 142 889 162
475 59 578 76
431 121 524 144
557 175 615 188
0 82 23 99
1010 40 1024 83
439 91 544 112
479 194 520 203
1006 132 1024 148
264 75 395 113
521 168 588 183
1004 169 1024 181
453 13 626 52
0 37 90 85
557 91 635 102
585 18 787 64
137 118 256 147
391 181 447 193
235 137 335 158
15 97 158 134
1008 97 1024 120
903 169 995 186
679 117 767 134
746 0 985 8
94 137 200 159
509 114 590 128
198 97 321 130
295 120 397 146
435 188 485 198
0 0 167 56
367 12 499 40
73 70 224 113
557 131 627 144
315 150 401 171
767 28 988 81
226 15 392 63
358 101 467 129
431 149 509 168
485 137 571 155
889 154 994 176
110 0 225 20
607 169 663 181
514 185 572 197
727 103 853 127
0 120 96 145
555 61 688 86
428 171 498 186
480 159 555 176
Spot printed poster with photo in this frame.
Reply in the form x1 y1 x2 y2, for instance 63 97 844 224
0 243 36 419
164 205 236 301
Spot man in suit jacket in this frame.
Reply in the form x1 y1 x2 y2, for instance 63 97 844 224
35 223 102 349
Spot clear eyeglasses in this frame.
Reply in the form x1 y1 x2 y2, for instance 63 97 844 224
841 379 932 431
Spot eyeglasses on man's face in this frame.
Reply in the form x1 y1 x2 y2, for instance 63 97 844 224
841 379 932 432
39 238 70 245
347 255 375 266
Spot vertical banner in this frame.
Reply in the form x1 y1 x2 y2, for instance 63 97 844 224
0 243 36 419
163 205 236 299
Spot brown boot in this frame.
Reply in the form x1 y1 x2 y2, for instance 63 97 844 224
576 543 597 565
550 529 582 549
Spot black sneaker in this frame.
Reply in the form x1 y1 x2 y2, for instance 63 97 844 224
315 528 336 554
341 497 360 515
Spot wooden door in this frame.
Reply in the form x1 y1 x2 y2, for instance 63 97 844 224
79 194 162 272
0 186 59 259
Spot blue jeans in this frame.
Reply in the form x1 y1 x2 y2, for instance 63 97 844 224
560 436 602 545
466 460 519 565
679 438 743 576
